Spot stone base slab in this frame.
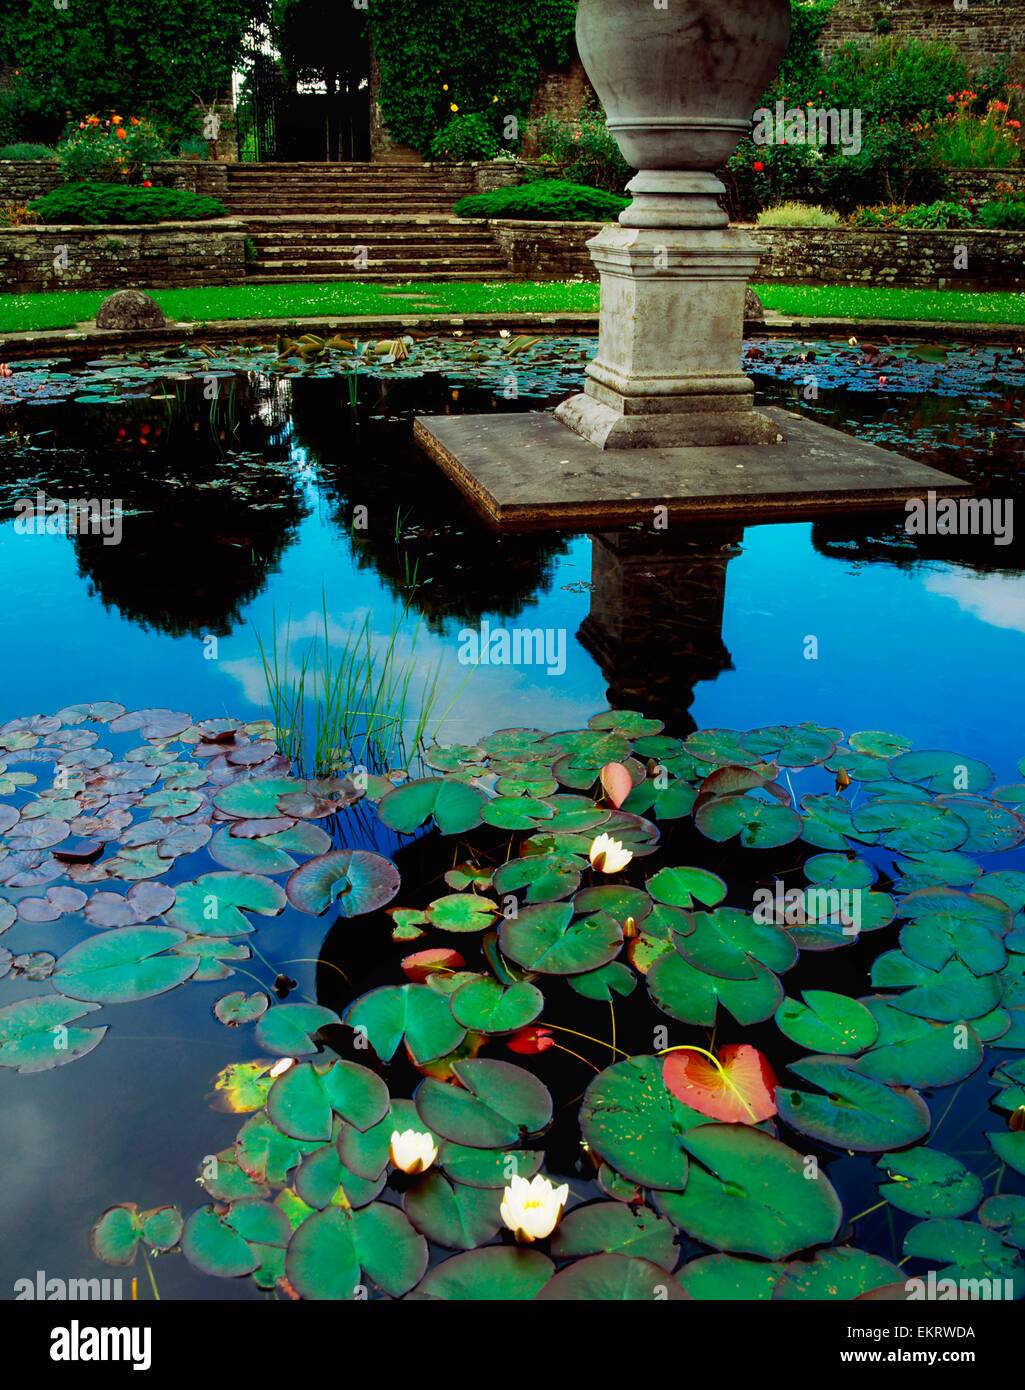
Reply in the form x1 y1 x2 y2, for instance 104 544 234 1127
413 406 968 532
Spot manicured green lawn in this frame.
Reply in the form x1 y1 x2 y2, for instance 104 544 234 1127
1 279 1024 335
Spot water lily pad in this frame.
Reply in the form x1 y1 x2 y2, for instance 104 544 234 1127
675 906 796 979
890 750 993 794
877 1149 983 1219
414 1245 553 1300
255 1003 341 1057
653 1123 843 1260
988 1130 1025 1177
493 849 586 904
165 873 285 936
425 894 498 933
208 828 297 875
903 1218 1024 1297
742 724 836 767
677 1253 784 1300
345 983 466 1064
647 948 782 1027
266 1060 389 1142
646 865 727 910
776 1057 930 1152
402 1172 502 1251
415 1059 552 1148
979 1195 1025 1250
214 991 269 1027
580 1054 705 1190
568 961 637 1001
377 778 486 835
538 1252 688 1300
775 991 879 1054
772 1247 905 1300
851 799 968 853
55 925 198 1004
181 1204 262 1279
855 1000 982 1088
449 977 543 1033
0 993 106 1072
935 794 1025 853
91 1205 183 1265
871 953 1002 1022
285 851 400 918
499 902 622 976
590 709 664 738
695 794 802 849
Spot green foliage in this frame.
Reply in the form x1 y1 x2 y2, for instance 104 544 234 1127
28 182 227 225
430 113 501 163
976 198 1025 230
366 0 577 157
929 108 1021 170
894 199 973 229
57 116 169 185
756 201 841 228
0 142 54 159
776 0 835 94
454 179 629 223
822 38 969 126
528 107 633 194
0 0 258 143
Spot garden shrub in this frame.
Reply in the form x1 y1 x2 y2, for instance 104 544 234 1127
528 108 633 194
57 114 169 184
928 97 1021 169
0 142 55 159
821 38 969 126
0 202 41 226
29 181 226 224
453 178 629 222
894 199 972 229
429 113 500 163
756 202 841 228
976 198 1025 230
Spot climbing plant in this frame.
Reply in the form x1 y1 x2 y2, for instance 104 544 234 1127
365 0 578 157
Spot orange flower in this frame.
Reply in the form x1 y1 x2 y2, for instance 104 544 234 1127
115 127 127 140
130 117 140 126
111 114 122 124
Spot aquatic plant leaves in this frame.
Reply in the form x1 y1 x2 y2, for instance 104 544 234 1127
988 1130 1025 1177
647 948 782 1028
55 925 198 1004
890 750 993 794
493 849 586 904
402 1172 503 1251
377 778 486 836
345 984 465 1065
449 977 543 1034
549 1202 677 1270
654 1124 843 1260
538 1253 689 1300
663 1044 778 1124
776 1058 930 1152
285 851 400 918
255 1003 341 1057
902 1218 1025 1297
877 1149 983 1219
580 1055 699 1191
695 794 802 849
776 991 878 1054
851 799 969 853
935 794 1025 854
646 865 727 910
425 894 498 933
414 1246 553 1300
870 953 1002 1022
214 991 269 1028
856 1000 983 1088
979 1195 1025 1250
499 902 622 976
91 1204 183 1266
266 1060 389 1142
677 1253 784 1300
772 1248 904 1300
0 993 106 1072
415 1059 552 1148
898 888 1009 975
165 873 286 936
742 724 836 768
674 906 796 979
568 961 636 1001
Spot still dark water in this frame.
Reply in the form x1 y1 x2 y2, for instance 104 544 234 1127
1 333 1023 1298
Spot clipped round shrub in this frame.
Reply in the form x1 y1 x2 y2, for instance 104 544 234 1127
0 143 56 160
430 114 501 163
755 202 842 228
28 182 227 225
454 179 629 222
976 197 1025 230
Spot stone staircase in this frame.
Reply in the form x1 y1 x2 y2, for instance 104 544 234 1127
222 163 512 283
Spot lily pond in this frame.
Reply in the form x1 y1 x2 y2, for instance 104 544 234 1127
2 331 1025 1302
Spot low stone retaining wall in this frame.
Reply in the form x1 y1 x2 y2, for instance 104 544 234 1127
0 219 246 294
485 219 1025 291
0 160 229 208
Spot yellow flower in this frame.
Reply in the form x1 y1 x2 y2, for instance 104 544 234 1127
389 1129 438 1175
500 1174 569 1243
450 103 459 113
588 832 633 874
443 84 449 91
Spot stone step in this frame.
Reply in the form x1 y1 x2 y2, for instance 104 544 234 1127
251 255 509 272
244 268 515 283
226 201 463 213
250 239 498 257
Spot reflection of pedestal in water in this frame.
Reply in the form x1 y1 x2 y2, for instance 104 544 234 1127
577 529 741 737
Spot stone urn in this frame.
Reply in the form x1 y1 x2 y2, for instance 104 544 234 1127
576 0 792 225
555 0 792 449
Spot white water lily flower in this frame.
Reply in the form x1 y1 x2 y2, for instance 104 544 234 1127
389 1129 438 1175
588 832 633 874
500 1174 570 1243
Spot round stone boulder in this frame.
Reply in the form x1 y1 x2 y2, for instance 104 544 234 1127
744 287 766 324
95 289 167 331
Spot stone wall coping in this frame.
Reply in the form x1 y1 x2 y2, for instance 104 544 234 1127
0 218 247 234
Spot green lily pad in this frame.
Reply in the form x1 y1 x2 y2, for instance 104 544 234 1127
402 1172 502 1251
677 1253 784 1300
580 1055 705 1191
877 1149 983 1219
255 1003 341 1057
266 1060 390 1142
851 799 969 853
164 873 285 936
537 1253 688 1300
214 991 269 1027
775 991 879 1054
674 906 796 979
742 724 836 767
437 1142 543 1189
870 954 1002 1022
572 884 652 925
414 1246 553 1300
415 1059 552 1148
568 961 637 1001
857 1000 983 1088
55 925 198 1004
0 993 107 1072
903 1218 1024 1297
449 977 543 1033
493 849 586 904
849 730 913 759
181 1204 261 1279
892 851 981 893
589 709 664 738
988 1130 1025 1177
550 1201 678 1270
772 1247 905 1300
695 794 803 849
345 984 466 1065
647 948 782 1027
499 902 623 976
294 1146 384 1211
91 1204 183 1265
425 894 499 933
377 778 486 836
979 1195 1025 1250
654 1123 843 1260
285 851 400 918
285 1202 427 1299
646 865 727 910
890 750 993 794
776 1057 931 1152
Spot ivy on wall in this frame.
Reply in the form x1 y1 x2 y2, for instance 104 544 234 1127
366 0 578 155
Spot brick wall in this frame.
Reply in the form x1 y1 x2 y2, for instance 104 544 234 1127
0 219 246 293
486 218 1025 291
822 0 1025 72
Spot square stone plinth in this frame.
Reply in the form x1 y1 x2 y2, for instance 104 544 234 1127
413 407 968 531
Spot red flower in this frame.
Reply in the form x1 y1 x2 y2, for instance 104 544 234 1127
753 160 765 172
507 1027 555 1055
115 127 127 141
142 179 152 187
947 95 955 103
